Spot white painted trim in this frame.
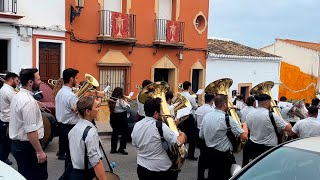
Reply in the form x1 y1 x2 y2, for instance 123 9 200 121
36 38 65 77
208 53 282 61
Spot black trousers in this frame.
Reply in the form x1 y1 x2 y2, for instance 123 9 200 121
197 138 208 180
137 165 178 180
0 121 11 162
110 112 128 151
177 115 197 158
11 140 48 180
58 123 74 180
206 147 236 180
242 139 273 167
69 168 95 180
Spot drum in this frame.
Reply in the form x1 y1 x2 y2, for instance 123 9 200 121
93 171 120 180
40 112 57 148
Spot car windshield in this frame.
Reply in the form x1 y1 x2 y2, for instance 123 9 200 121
238 147 320 180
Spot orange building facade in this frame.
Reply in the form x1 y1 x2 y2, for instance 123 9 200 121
64 0 209 98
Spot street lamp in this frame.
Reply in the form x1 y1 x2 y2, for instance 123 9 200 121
70 0 85 24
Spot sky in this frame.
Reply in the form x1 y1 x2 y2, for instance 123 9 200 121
208 0 320 48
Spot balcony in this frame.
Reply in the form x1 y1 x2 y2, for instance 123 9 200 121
153 19 185 47
0 0 23 23
97 10 136 44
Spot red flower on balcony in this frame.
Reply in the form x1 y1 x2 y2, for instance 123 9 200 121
166 20 180 43
111 12 129 38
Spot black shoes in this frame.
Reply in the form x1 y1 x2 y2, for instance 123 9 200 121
58 154 66 160
110 150 118 154
118 149 128 155
5 159 13 165
187 156 198 161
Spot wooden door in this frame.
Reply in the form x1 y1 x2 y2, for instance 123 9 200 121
39 42 61 84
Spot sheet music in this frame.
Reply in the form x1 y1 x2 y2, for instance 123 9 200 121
196 89 204 95
176 106 192 120
128 92 134 97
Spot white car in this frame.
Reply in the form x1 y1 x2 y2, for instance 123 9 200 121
0 160 25 180
230 137 320 180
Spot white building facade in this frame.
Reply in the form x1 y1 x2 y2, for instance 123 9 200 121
0 0 65 81
206 39 282 100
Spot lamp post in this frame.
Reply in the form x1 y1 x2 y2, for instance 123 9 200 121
70 0 85 24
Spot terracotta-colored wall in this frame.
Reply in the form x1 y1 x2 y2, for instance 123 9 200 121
279 62 317 103
64 0 208 96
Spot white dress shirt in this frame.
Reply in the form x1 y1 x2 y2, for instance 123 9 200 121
137 94 145 117
9 88 44 141
0 84 16 122
240 106 256 122
131 117 179 171
195 104 214 130
199 109 243 152
68 119 103 169
181 91 198 110
246 107 288 147
292 117 320 138
55 85 79 125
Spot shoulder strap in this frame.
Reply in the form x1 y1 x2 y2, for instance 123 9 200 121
225 113 231 128
156 120 165 142
82 126 92 170
269 111 280 144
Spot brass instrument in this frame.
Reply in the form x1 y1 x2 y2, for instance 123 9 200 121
287 99 307 119
138 81 187 170
172 92 192 124
250 81 288 143
76 74 99 99
205 78 241 125
136 84 142 90
178 83 197 98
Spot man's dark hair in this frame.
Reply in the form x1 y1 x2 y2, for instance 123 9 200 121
311 98 320 106
63 68 79 84
182 81 191 91
214 94 228 108
4 72 18 81
144 97 161 117
205 93 214 103
19 68 38 86
237 95 244 101
142 80 152 88
246 96 256 106
307 105 318 116
279 96 287 102
305 103 310 108
165 91 173 101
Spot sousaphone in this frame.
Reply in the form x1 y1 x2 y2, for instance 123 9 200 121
205 78 245 152
138 81 188 170
250 81 288 143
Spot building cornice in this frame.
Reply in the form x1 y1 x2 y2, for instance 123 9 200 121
208 53 282 62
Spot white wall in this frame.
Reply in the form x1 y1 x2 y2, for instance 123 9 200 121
262 40 320 77
17 0 65 31
206 57 281 100
0 24 32 74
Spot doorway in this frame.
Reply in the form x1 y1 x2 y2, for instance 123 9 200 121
0 40 8 73
39 42 61 83
238 83 252 101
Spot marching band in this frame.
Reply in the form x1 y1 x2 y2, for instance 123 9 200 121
1 68 320 180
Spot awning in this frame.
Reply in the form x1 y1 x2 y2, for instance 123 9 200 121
97 50 132 66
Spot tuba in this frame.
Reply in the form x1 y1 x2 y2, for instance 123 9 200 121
172 92 192 124
138 81 188 170
76 74 100 99
287 99 308 120
250 81 288 143
205 78 245 153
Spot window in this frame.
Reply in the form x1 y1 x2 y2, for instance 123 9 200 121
192 69 200 93
99 66 129 94
0 40 8 73
238 147 320 180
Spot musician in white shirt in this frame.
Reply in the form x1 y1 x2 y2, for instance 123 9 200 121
240 96 256 122
137 80 152 120
165 91 175 118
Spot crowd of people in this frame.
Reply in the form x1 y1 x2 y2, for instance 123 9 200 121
1 68 320 180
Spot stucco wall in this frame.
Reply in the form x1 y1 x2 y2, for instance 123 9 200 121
206 57 280 100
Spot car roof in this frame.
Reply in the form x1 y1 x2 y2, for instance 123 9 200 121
0 161 26 180
284 136 320 153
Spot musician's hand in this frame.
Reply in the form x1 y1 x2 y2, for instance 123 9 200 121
36 151 47 164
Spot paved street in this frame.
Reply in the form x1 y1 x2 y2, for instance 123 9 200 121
9 136 243 180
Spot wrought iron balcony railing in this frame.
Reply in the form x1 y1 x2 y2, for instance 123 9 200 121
154 19 184 46
0 0 17 14
98 10 136 43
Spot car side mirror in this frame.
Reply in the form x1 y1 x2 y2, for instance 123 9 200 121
230 164 242 176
